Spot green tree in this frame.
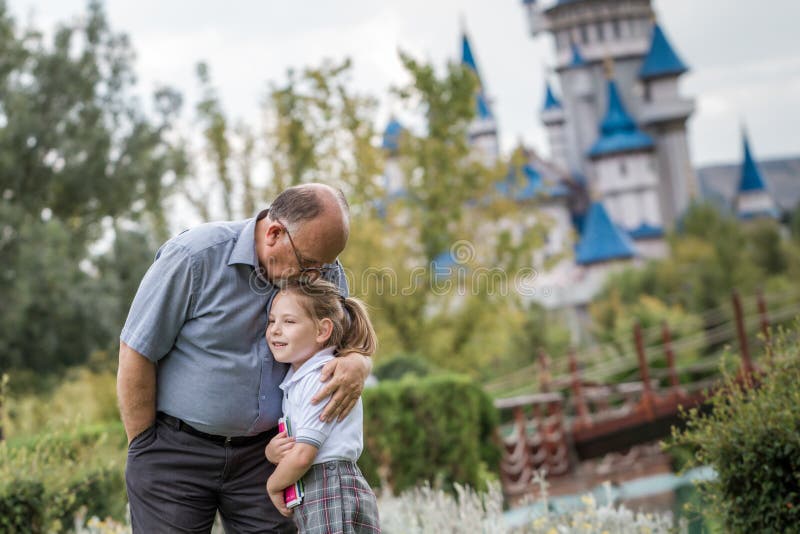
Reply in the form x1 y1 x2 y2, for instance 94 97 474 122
0 2 187 373
745 218 787 276
0 1 185 243
188 62 235 220
790 201 800 245
340 53 548 378
262 59 383 206
671 327 800 532
590 202 799 374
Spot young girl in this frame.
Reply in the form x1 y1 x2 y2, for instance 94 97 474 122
264 280 381 533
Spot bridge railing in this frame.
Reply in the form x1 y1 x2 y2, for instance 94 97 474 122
492 289 800 498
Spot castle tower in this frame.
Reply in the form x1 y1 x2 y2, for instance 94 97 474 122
540 81 568 171
461 32 500 167
558 43 598 175
735 130 780 220
381 117 405 197
588 73 666 259
638 21 697 226
520 0 695 229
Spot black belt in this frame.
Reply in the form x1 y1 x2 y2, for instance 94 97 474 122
157 412 275 447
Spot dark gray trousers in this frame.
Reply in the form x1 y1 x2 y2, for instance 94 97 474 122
126 417 296 533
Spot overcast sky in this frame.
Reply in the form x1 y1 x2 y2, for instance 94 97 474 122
8 0 800 167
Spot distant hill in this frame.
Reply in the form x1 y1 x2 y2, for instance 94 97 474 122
697 156 800 214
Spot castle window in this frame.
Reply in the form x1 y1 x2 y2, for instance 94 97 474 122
620 161 628 176
597 22 605 41
580 24 589 44
612 19 621 38
643 82 652 102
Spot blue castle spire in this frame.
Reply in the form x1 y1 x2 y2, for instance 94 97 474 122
461 32 494 120
381 117 404 153
640 23 688 80
575 202 637 265
735 130 780 219
588 79 654 157
738 131 769 193
542 81 562 111
569 42 586 68
461 33 482 80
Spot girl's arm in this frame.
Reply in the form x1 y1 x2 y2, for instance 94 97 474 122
266 442 318 516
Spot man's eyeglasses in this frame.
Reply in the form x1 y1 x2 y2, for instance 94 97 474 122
273 217 338 282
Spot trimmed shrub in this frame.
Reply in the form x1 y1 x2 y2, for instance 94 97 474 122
373 353 436 381
0 424 127 532
671 326 800 532
359 374 500 494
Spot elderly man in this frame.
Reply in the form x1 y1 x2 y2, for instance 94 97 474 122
117 184 370 533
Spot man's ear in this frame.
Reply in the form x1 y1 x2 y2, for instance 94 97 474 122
264 222 282 246
316 318 334 344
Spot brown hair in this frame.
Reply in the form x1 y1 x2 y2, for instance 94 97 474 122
280 280 377 357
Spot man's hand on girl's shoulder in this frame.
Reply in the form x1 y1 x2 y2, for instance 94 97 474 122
312 352 371 422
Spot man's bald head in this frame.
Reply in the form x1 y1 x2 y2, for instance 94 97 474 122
267 183 350 259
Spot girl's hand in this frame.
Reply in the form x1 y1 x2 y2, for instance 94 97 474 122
265 431 295 464
266 479 293 517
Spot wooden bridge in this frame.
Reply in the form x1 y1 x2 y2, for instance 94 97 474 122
490 290 799 500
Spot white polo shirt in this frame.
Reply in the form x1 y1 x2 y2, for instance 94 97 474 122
279 347 363 463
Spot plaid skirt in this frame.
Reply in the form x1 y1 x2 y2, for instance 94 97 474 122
294 460 381 534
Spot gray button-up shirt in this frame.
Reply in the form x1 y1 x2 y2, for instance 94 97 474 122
120 211 348 436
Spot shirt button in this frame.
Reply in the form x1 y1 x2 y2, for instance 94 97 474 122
261 395 266 400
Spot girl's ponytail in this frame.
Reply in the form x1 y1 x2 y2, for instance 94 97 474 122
339 297 377 357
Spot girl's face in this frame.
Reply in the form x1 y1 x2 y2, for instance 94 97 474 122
267 292 331 369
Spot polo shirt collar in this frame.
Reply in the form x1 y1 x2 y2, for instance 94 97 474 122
280 347 337 390
228 209 268 267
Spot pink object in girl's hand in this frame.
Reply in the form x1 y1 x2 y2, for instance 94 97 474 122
278 417 304 508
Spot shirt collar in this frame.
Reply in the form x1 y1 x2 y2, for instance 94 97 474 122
227 209 269 268
280 347 337 390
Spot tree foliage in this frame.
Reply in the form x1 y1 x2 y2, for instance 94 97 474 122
671 327 800 532
591 203 800 345
359 374 499 494
337 53 549 378
0 2 187 374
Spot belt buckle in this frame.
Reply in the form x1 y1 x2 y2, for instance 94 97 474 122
224 436 232 446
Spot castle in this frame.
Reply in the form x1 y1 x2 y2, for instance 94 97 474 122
381 0 786 340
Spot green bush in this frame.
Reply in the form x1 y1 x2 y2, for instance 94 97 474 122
373 353 436 381
358 374 500 494
0 424 127 533
671 326 800 532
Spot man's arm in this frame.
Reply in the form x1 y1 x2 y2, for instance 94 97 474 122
311 352 372 422
117 341 157 444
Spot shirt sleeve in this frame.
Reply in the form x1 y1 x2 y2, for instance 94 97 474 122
327 259 349 298
291 374 336 449
120 241 198 362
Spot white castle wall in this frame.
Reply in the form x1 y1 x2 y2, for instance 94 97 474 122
738 191 776 216
593 152 662 230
